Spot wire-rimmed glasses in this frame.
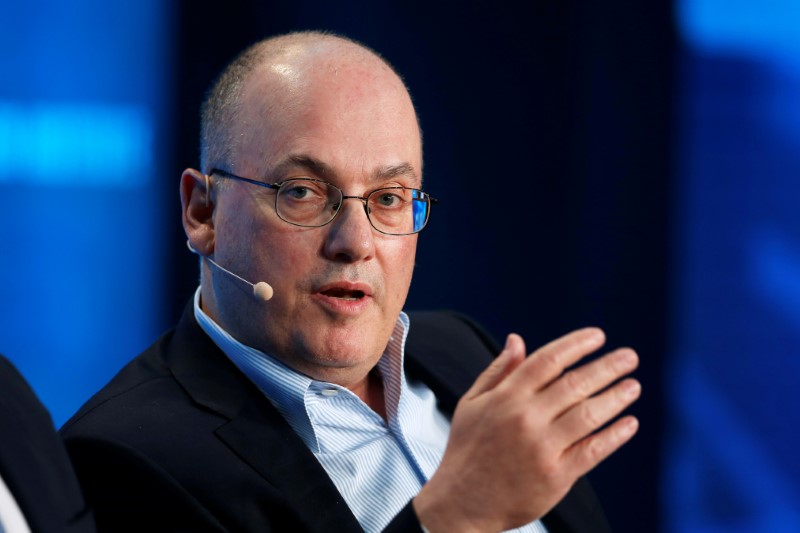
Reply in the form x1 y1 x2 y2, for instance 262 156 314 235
209 168 437 236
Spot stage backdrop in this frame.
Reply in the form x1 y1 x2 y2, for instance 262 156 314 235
0 2 173 424
667 0 800 530
5 2 800 532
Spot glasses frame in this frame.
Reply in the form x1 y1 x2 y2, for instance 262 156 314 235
207 168 438 236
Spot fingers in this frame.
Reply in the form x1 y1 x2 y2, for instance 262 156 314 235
505 327 606 391
464 334 526 399
543 347 639 415
420 329 641 532
563 415 640 476
554 376 641 446
502 331 641 475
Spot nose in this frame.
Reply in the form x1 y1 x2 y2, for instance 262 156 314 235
322 197 375 262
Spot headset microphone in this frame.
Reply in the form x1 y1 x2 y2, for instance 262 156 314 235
186 240 274 301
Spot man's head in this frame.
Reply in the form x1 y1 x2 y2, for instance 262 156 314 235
181 32 425 388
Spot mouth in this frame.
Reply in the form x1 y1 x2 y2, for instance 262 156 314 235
314 281 373 312
320 287 366 301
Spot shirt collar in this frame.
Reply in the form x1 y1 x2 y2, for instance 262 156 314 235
192 288 411 451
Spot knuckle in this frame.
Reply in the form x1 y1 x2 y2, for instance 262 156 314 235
578 403 602 430
510 408 535 433
585 435 607 463
536 348 562 371
508 408 547 446
537 458 562 482
563 369 590 397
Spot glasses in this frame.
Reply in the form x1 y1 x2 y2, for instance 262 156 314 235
208 168 438 236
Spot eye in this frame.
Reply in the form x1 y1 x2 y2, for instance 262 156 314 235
373 190 404 208
285 184 311 199
280 179 327 201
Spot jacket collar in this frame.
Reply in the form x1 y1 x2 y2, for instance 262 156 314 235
166 304 363 531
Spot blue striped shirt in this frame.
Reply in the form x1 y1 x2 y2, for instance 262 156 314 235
193 289 546 532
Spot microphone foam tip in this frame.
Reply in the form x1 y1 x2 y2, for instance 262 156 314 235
253 282 274 301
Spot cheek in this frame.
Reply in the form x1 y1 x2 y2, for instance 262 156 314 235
256 230 318 287
382 237 417 294
215 202 308 286
267 255 308 294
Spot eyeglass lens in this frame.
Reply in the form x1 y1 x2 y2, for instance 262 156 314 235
275 179 430 234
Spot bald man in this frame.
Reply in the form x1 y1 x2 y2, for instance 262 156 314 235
62 32 639 532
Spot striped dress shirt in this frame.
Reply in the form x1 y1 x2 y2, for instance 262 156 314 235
194 289 546 532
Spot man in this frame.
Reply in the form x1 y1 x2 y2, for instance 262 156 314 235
0 354 95 533
62 31 640 532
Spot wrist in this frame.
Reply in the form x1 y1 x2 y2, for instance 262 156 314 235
413 483 488 533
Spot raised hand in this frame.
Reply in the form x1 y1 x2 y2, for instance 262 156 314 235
414 328 640 532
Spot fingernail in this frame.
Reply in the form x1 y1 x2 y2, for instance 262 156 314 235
504 334 513 351
619 349 638 367
624 380 642 400
505 333 523 354
583 327 605 347
622 417 639 437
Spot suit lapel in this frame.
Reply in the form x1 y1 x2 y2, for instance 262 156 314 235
165 305 363 532
214 405 363 531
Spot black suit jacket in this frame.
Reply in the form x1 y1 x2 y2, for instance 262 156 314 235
61 307 611 532
0 355 95 533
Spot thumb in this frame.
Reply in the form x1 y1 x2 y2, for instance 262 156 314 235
465 333 526 399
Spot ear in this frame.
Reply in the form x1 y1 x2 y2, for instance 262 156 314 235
181 168 215 256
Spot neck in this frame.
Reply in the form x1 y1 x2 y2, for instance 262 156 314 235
349 368 386 420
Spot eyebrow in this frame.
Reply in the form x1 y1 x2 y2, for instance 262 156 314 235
375 162 418 182
267 154 419 184
268 154 332 181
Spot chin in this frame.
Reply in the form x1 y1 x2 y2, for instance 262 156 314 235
307 328 384 369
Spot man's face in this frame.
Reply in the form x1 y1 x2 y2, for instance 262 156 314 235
207 51 422 386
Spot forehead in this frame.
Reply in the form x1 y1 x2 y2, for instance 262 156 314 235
233 46 422 184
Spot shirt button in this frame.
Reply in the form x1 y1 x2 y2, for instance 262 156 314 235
320 388 339 397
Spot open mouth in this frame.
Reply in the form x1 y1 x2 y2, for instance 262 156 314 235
321 288 366 301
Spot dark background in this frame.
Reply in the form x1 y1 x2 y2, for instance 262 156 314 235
165 2 676 532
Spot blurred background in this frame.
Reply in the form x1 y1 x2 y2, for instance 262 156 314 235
1 0 798 531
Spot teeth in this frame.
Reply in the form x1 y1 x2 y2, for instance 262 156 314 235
331 293 359 300
323 289 364 300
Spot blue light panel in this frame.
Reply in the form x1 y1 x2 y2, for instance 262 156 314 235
0 103 152 185
669 1 800 531
0 1 170 426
